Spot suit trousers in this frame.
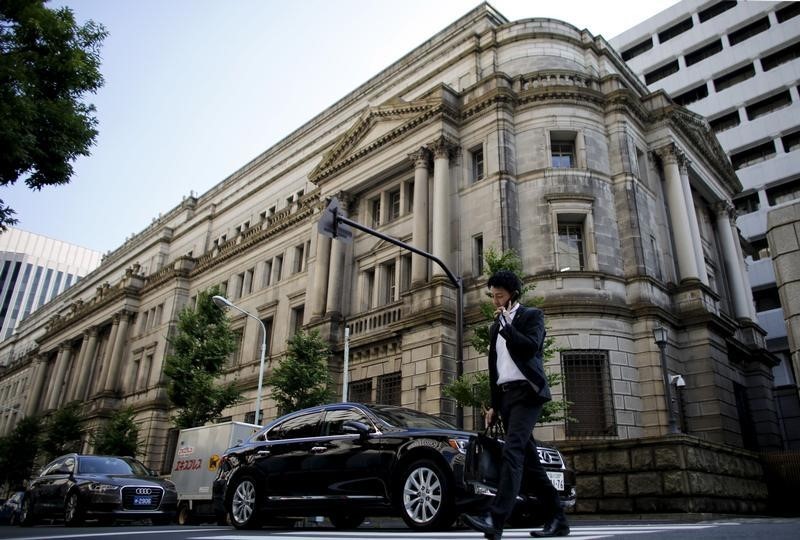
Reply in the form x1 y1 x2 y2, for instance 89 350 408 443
489 384 561 528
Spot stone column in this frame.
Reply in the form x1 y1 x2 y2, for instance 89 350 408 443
575 131 587 169
103 311 131 393
732 223 758 320
679 157 709 285
326 239 345 315
46 344 73 410
25 355 49 417
310 234 331 319
714 202 752 319
431 138 453 277
410 148 431 286
657 145 700 282
73 327 98 401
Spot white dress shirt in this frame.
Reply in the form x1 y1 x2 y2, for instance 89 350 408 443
495 302 528 385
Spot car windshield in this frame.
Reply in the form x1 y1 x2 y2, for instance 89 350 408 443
78 456 150 476
370 405 457 430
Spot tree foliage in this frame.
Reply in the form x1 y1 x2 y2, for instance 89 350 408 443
163 287 241 429
40 401 84 462
443 247 570 424
268 330 333 414
0 415 42 489
0 0 107 229
91 407 140 457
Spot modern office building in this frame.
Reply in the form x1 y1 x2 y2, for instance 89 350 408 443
611 0 800 448
0 228 102 343
0 4 778 511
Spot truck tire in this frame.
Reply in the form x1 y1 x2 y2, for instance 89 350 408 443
177 503 194 525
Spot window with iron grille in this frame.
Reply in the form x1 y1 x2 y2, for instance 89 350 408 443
557 220 585 271
389 189 401 221
377 372 402 406
244 410 263 425
657 17 692 43
471 146 485 182
621 37 653 61
709 110 741 133
645 60 679 85
685 39 722 66
698 1 736 23
349 378 373 404
561 350 616 437
727 17 770 46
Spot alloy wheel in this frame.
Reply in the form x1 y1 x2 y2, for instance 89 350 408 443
231 478 256 525
403 465 442 525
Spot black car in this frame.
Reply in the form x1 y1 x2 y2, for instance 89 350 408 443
0 491 24 525
20 454 177 526
212 402 575 531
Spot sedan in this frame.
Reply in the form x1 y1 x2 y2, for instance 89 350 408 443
19 454 177 526
212 402 574 531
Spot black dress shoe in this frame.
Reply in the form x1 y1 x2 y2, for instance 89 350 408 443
530 515 570 537
462 512 502 539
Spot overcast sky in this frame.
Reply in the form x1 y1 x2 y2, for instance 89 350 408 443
4 0 679 254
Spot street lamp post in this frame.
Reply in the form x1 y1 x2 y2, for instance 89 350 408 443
212 295 267 427
653 326 679 434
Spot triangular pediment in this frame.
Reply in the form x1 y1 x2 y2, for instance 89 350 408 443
309 95 445 184
670 107 739 188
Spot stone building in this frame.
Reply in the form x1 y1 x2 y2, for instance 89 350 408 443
0 4 782 509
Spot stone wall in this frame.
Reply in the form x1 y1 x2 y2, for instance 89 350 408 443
558 435 768 514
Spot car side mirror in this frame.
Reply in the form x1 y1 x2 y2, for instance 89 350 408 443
342 420 370 440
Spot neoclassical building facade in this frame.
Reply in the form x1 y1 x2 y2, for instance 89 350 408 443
0 4 784 474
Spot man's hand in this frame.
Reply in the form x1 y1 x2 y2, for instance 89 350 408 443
485 408 496 429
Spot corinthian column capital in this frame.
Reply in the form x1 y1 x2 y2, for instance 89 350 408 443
654 142 685 166
408 147 431 169
712 200 736 220
430 135 458 160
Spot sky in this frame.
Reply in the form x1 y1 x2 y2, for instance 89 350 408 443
4 0 679 254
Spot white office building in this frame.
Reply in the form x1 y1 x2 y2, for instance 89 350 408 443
0 228 102 345
611 0 800 447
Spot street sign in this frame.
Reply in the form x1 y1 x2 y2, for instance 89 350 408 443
317 197 353 242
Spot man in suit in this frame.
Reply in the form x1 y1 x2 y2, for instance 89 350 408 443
462 270 569 539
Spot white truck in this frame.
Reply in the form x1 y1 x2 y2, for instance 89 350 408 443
170 421 260 525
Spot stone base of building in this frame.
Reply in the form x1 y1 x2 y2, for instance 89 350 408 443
557 435 768 514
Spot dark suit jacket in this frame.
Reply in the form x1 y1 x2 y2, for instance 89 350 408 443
488 305 551 411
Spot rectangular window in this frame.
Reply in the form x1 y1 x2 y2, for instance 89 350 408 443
635 147 650 187
562 350 616 437
274 254 283 283
674 83 709 106
384 262 396 304
781 130 800 153
713 63 755 92
709 110 741 133
685 39 723 66
293 244 305 274
621 37 653 61
760 41 800 72
406 181 414 212
727 17 770 46
234 272 245 299
471 146 485 182
749 237 770 261
731 141 776 170
745 90 792 121
645 60 679 85
286 195 294 207
228 329 244 366
259 317 274 356
244 410 263 425
263 260 273 287
244 268 254 296
377 372 402 406
388 189 401 221
733 192 760 215
473 235 484 276
766 177 800 206
290 305 305 335
551 133 575 168
557 219 585 271
22 266 43 318
698 1 736 23
349 378 373 404
649 235 663 281
658 17 693 43
400 254 412 293
371 198 381 228
777 2 800 23
364 269 375 310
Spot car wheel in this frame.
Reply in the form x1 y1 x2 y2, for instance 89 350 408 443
19 497 36 527
228 475 261 529
329 513 364 529
64 491 84 526
397 458 455 531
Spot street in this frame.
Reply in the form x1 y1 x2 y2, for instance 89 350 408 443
1 518 800 540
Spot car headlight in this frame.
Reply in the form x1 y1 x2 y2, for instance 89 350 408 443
88 483 120 492
448 438 469 454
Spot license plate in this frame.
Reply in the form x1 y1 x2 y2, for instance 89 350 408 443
546 471 564 491
133 496 152 506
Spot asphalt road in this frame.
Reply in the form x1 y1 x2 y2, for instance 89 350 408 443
1 518 799 540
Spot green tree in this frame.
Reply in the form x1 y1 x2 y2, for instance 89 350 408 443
91 407 140 457
163 287 241 429
0 0 107 229
41 401 84 461
268 330 333 414
443 247 569 424
0 415 41 489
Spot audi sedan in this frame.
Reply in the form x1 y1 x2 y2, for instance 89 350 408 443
212 402 574 531
19 454 177 526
